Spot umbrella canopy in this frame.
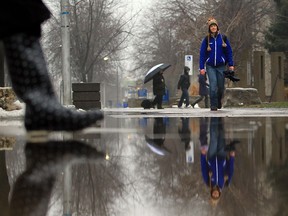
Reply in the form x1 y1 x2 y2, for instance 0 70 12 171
144 63 171 84
145 135 171 156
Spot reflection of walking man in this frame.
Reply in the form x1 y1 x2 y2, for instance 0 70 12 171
178 117 191 150
200 117 235 204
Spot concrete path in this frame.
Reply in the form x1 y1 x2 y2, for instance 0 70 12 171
103 107 288 118
1 107 287 137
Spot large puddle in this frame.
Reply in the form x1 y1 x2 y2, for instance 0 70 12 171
1 116 288 216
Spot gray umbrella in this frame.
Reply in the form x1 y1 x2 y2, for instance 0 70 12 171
144 63 171 84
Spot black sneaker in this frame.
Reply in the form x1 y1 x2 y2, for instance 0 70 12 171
211 107 218 111
217 100 222 109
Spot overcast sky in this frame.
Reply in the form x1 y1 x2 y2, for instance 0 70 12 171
126 0 153 11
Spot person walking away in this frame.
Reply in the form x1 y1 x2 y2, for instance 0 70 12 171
152 70 165 109
177 66 191 108
199 17 235 111
0 1 103 132
191 73 209 108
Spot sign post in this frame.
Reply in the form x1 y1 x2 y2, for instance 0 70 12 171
185 55 193 76
61 0 71 105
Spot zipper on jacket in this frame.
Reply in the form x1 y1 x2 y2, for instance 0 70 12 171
216 157 219 185
214 37 217 66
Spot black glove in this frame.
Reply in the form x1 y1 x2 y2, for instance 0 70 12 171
225 140 241 151
224 70 240 82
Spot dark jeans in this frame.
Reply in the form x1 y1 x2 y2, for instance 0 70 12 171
191 95 208 108
206 65 225 109
178 88 189 107
152 94 163 108
207 117 226 160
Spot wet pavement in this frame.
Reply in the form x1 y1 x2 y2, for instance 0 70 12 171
1 108 288 216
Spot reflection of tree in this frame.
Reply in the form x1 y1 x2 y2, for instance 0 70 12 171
134 117 288 215
72 161 125 215
268 162 288 216
134 118 206 214
71 134 137 216
5 117 288 215
9 140 104 216
216 117 278 216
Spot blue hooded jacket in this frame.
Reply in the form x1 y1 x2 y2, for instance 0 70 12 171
201 154 234 189
199 33 234 70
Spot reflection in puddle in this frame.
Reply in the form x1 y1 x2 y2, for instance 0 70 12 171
199 117 239 206
1 117 288 215
145 117 170 156
9 140 105 216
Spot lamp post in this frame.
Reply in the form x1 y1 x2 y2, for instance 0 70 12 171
102 56 109 108
102 56 121 107
63 165 72 216
61 0 71 105
116 66 119 107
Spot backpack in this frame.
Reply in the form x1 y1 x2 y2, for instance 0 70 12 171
141 99 152 109
205 34 228 52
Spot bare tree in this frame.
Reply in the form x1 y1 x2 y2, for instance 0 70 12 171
132 0 275 87
131 5 188 95
42 0 135 86
69 0 135 83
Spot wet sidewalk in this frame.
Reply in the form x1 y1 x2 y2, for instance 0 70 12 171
103 107 288 117
1 108 288 216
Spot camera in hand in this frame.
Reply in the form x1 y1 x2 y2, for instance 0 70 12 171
223 70 240 82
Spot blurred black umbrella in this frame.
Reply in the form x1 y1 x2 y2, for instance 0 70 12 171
145 135 171 156
144 63 171 84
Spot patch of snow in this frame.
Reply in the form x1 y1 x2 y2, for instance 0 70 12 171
0 101 24 119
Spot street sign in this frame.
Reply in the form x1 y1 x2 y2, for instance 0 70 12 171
186 141 194 163
185 55 193 75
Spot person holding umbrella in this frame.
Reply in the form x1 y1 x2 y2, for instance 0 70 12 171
151 70 166 109
199 17 235 111
145 117 170 156
143 63 170 109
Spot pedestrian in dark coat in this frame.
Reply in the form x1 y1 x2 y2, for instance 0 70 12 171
177 66 191 108
152 71 165 109
0 0 103 131
191 73 209 108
